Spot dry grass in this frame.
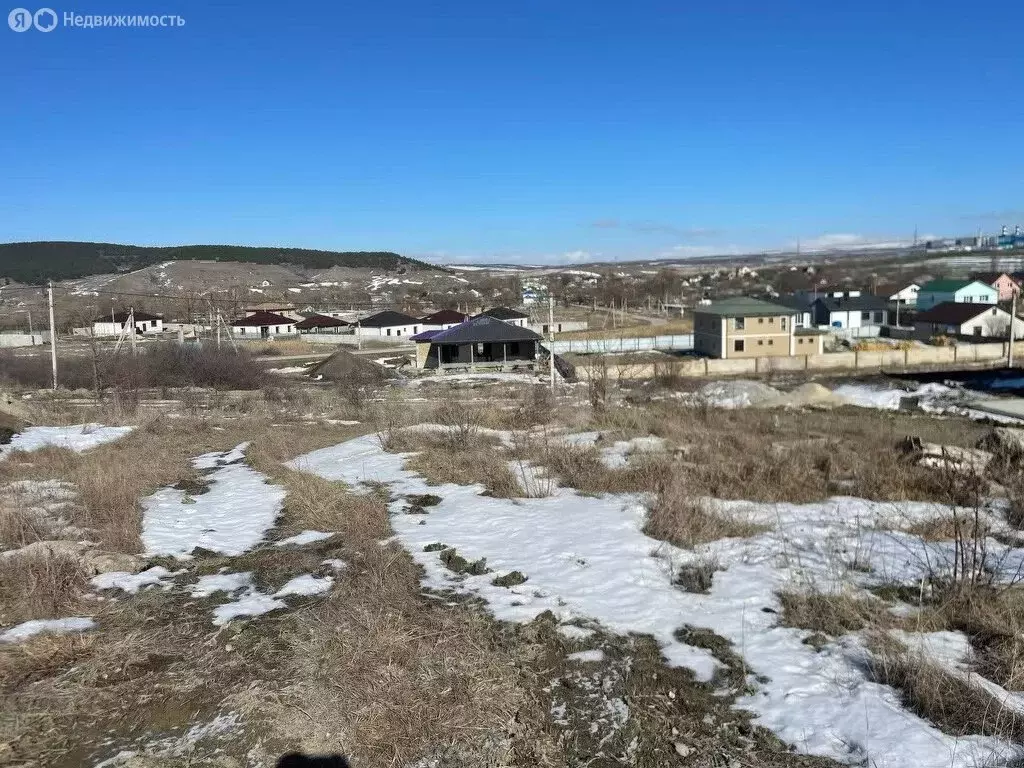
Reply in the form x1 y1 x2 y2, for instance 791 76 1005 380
866 633 1024 742
0 550 90 624
646 475 767 548
779 590 898 637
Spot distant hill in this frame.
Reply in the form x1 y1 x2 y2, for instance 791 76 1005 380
0 242 433 284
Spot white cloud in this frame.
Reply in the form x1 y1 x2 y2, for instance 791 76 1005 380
656 244 744 259
560 250 595 264
794 233 938 252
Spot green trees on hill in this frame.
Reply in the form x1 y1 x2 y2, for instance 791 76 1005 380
0 242 429 284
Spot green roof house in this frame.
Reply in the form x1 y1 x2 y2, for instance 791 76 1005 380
917 280 997 311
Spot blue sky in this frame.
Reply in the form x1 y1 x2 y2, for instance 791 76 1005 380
2 1 1022 264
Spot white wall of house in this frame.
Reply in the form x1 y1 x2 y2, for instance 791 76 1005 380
956 307 1024 337
92 318 164 337
232 323 296 337
527 320 589 335
889 284 920 305
354 323 420 338
419 321 463 332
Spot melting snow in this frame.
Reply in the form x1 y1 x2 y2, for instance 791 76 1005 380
91 566 176 594
0 424 134 458
567 649 606 663
212 593 285 625
0 617 96 643
274 574 334 597
190 572 254 597
142 444 285 557
289 434 1021 768
275 530 335 547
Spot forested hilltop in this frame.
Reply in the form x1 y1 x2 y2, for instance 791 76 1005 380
0 242 430 283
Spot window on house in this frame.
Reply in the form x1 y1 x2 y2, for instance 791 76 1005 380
413 326 418 334
396 330 401 336
768 339 774 345
734 317 745 330
734 339 744 352
861 311 870 321
758 317 764 324
781 318 787 330
758 339 763 346
386 329 392 336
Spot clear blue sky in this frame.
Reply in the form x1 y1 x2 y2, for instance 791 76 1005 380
2 1 1022 263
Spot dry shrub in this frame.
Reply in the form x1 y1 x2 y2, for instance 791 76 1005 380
0 502 51 550
0 551 90 624
405 448 521 498
867 634 1024 742
647 474 765 548
274 470 389 541
779 590 896 637
930 588 1024 692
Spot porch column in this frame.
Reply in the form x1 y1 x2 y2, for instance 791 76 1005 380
503 343 507 367
469 343 474 371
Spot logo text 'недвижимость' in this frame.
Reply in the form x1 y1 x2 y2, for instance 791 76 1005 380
8 8 184 31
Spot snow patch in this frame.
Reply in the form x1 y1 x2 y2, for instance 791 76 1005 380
274 574 334 597
91 567 175 594
275 530 335 547
567 649 606 663
142 444 284 557
0 617 96 643
0 424 134 459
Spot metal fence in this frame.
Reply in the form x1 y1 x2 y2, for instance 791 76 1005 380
550 334 694 354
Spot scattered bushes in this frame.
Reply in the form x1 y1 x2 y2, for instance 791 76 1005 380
0 344 265 394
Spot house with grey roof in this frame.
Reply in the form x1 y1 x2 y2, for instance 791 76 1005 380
410 316 543 371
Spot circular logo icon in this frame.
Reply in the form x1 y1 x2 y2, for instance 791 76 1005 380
33 7 56 31
8 7 33 31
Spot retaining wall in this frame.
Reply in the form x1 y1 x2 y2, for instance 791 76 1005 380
571 343 1020 381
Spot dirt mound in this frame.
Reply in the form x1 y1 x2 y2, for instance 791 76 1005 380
308 347 391 383
697 380 781 407
758 382 845 409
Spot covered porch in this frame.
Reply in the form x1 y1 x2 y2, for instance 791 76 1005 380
420 339 538 371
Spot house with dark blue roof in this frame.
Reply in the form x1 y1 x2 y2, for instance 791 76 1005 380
410 315 542 371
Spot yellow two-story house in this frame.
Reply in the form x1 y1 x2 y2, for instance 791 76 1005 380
693 296 824 359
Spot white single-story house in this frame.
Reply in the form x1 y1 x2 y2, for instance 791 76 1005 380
419 309 470 332
810 295 890 329
354 310 422 338
914 302 1024 340
230 310 296 338
527 319 589 335
92 311 164 337
475 307 529 328
916 280 998 311
887 283 921 306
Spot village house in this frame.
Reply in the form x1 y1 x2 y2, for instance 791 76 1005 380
353 310 421 338
410 316 542 371
692 297 824 359
294 313 351 334
916 279 998 311
970 272 1021 302
92 311 164 338
879 283 921 306
243 303 303 321
527 319 589 335
810 294 890 329
418 309 470 332
230 310 296 338
475 307 529 328
773 296 814 328
913 302 1024 341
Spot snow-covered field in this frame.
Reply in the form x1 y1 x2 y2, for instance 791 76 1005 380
0 424 134 458
290 433 1024 768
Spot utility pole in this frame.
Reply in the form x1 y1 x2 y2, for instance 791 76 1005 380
548 296 555 393
47 282 57 390
1010 291 1018 369
129 308 137 356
